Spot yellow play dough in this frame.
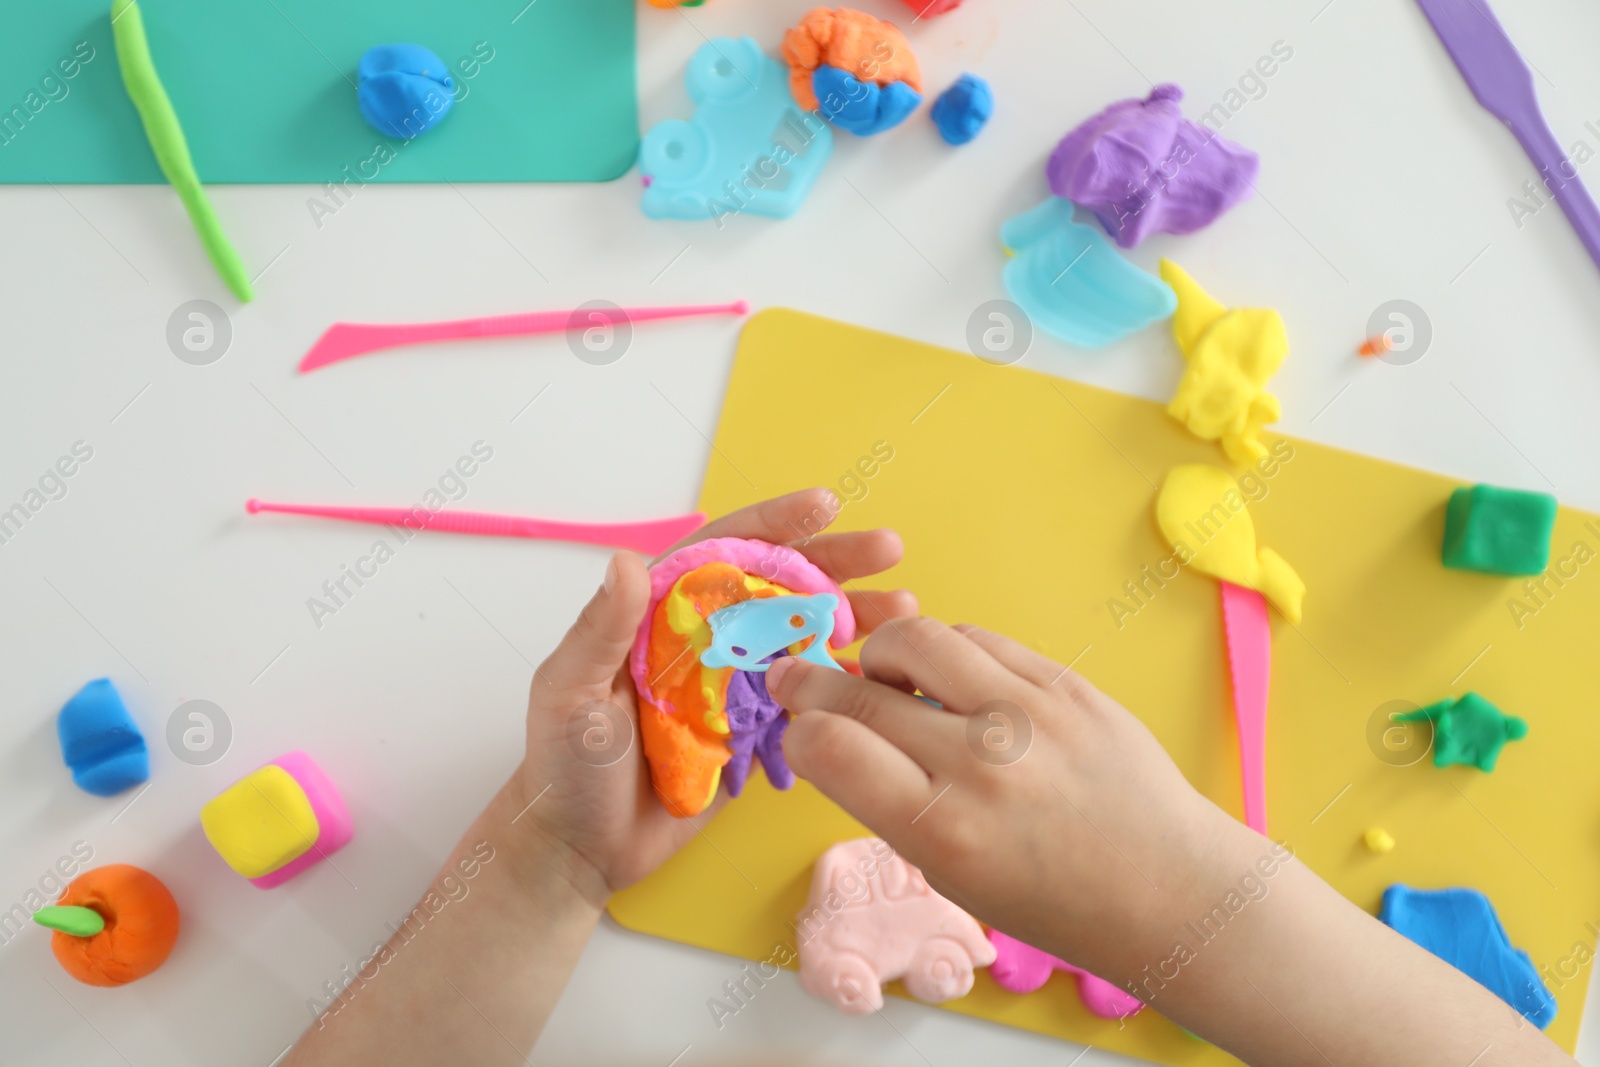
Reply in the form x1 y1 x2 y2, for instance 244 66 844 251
1161 260 1286 466
200 765 319 878
1156 464 1305 623
1364 827 1396 853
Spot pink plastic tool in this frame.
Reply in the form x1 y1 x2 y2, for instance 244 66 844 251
1219 580 1271 836
987 930 1144 1019
298 301 750 372
246 499 705 555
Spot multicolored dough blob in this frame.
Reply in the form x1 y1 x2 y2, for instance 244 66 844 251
797 839 994 1014
1048 84 1259 248
629 537 854 817
781 7 922 134
43 864 179 987
1156 464 1305 622
1161 260 1286 466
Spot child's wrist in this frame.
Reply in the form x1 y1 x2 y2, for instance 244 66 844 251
481 775 612 916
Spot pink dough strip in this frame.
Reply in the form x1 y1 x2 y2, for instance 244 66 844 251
247 498 705 556
298 300 750 372
1219 581 1271 836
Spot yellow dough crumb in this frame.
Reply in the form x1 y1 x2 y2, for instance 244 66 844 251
1364 827 1396 853
1161 260 1287 466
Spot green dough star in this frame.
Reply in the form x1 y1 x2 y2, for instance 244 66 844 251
1397 693 1527 772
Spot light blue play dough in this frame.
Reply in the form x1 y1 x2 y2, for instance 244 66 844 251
931 74 992 145
701 594 843 673
1380 885 1557 1029
812 66 921 137
1001 196 1177 347
639 37 833 222
57 678 148 797
357 44 455 140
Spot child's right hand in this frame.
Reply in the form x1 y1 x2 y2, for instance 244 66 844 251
768 617 1262 989
773 620 1582 1067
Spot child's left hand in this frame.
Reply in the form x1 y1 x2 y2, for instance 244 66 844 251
507 488 916 909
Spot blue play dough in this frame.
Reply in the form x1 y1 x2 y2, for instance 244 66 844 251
1001 196 1177 347
813 66 921 136
639 37 834 222
701 594 844 673
57 678 148 797
931 74 992 145
357 44 455 139
1380 885 1557 1029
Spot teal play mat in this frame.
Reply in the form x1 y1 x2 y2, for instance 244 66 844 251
0 0 637 183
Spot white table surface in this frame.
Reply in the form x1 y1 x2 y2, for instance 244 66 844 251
4 0 1600 1063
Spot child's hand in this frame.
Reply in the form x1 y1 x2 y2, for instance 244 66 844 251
767 617 1251 984
509 488 917 909
771 623 1583 1067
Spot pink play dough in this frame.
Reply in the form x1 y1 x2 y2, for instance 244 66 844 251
987 928 1144 1019
797 839 994 1015
627 536 855 712
248 750 353 889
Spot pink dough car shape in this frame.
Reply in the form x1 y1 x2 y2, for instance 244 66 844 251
797 838 995 1015
987 928 1145 1019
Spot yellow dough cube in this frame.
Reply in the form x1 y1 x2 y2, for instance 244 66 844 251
200 765 320 878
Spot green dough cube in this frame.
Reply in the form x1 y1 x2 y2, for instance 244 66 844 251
1441 484 1557 576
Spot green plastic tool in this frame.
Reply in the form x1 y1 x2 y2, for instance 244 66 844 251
110 0 253 301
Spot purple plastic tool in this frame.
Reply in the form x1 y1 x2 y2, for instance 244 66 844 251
1416 0 1600 273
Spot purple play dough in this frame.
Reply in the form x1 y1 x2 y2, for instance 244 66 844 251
1047 84 1259 248
723 665 794 797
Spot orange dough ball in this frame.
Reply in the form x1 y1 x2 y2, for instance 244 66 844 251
51 864 180 987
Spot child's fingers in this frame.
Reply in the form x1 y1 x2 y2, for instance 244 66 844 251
859 618 1034 714
791 528 903 581
657 488 838 558
846 588 919 634
950 624 1067 689
532 551 651 699
783 709 934 826
768 657 957 770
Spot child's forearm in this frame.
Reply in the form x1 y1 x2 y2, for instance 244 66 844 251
284 777 603 1067
1111 820 1572 1067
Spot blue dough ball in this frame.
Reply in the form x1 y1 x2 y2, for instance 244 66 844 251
812 65 921 136
57 678 148 797
931 73 993 145
358 43 455 140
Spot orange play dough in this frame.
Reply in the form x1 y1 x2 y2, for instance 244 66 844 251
50 864 179 987
780 7 922 113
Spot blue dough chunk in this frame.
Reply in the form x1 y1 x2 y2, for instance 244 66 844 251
931 73 993 145
1380 885 1557 1029
57 678 148 797
358 44 455 140
812 66 921 136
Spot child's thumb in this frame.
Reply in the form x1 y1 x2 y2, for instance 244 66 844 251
533 551 651 696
